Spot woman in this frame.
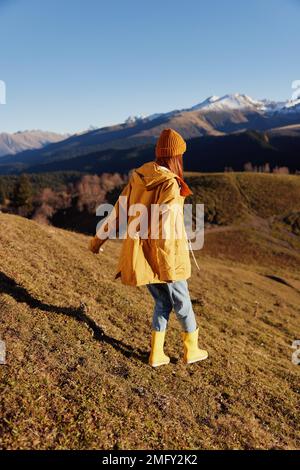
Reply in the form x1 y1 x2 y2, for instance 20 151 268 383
89 128 208 368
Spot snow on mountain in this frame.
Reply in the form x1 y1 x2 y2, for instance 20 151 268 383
122 94 267 126
125 115 145 124
190 96 220 111
259 99 286 113
139 93 300 120
189 94 300 116
190 94 266 113
125 109 180 124
4 93 298 161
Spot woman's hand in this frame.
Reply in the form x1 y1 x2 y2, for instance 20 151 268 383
88 236 103 254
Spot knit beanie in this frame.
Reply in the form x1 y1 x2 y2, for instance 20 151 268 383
155 128 187 158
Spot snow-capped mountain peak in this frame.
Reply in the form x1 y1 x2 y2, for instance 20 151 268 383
190 96 220 111
192 93 265 112
121 93 300 129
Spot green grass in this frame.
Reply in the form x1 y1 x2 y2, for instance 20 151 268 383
0 209 299 450
186 173 300 225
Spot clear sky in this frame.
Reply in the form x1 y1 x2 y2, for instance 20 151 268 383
0 0 300 133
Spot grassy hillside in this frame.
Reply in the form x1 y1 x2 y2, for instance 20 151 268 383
3 172 299 238
186 173 300 225
0 208 299 450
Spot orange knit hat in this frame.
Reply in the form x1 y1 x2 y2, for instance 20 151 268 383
155 128 187 158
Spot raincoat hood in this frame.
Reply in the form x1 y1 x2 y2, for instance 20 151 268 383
132 162 176 191
132 161 193 197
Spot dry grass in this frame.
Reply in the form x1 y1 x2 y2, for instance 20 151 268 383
0 205 299 449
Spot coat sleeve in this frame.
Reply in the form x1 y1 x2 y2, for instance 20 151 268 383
154 178 181 281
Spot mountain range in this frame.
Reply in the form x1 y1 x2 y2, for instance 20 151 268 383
0 130 68 158
0 93 300 174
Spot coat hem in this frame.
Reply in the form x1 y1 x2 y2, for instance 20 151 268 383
114 272 191 287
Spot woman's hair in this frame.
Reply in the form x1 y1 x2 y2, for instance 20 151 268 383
155 154 183 179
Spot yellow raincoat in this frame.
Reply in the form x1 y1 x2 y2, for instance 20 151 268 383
91 161 191 286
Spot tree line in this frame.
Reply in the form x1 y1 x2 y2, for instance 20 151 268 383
0 172 127 226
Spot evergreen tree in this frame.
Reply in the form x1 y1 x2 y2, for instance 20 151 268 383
0 182 6 205
13 174 33 213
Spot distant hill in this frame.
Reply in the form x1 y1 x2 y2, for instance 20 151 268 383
1 93 300 174
0 130 67 158
187 172 300 224
63 173 300 234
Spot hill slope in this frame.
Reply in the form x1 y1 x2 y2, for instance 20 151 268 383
187 173 300 225
0 212 299 450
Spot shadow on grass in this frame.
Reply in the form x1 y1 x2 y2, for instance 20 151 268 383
0 271 148 363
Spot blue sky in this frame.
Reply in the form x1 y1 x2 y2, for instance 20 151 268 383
0 0 299 133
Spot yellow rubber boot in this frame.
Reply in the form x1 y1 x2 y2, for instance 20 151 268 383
182 328 208 364
149 331 170 368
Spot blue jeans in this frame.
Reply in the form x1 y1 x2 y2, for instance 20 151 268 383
147 280 197 333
